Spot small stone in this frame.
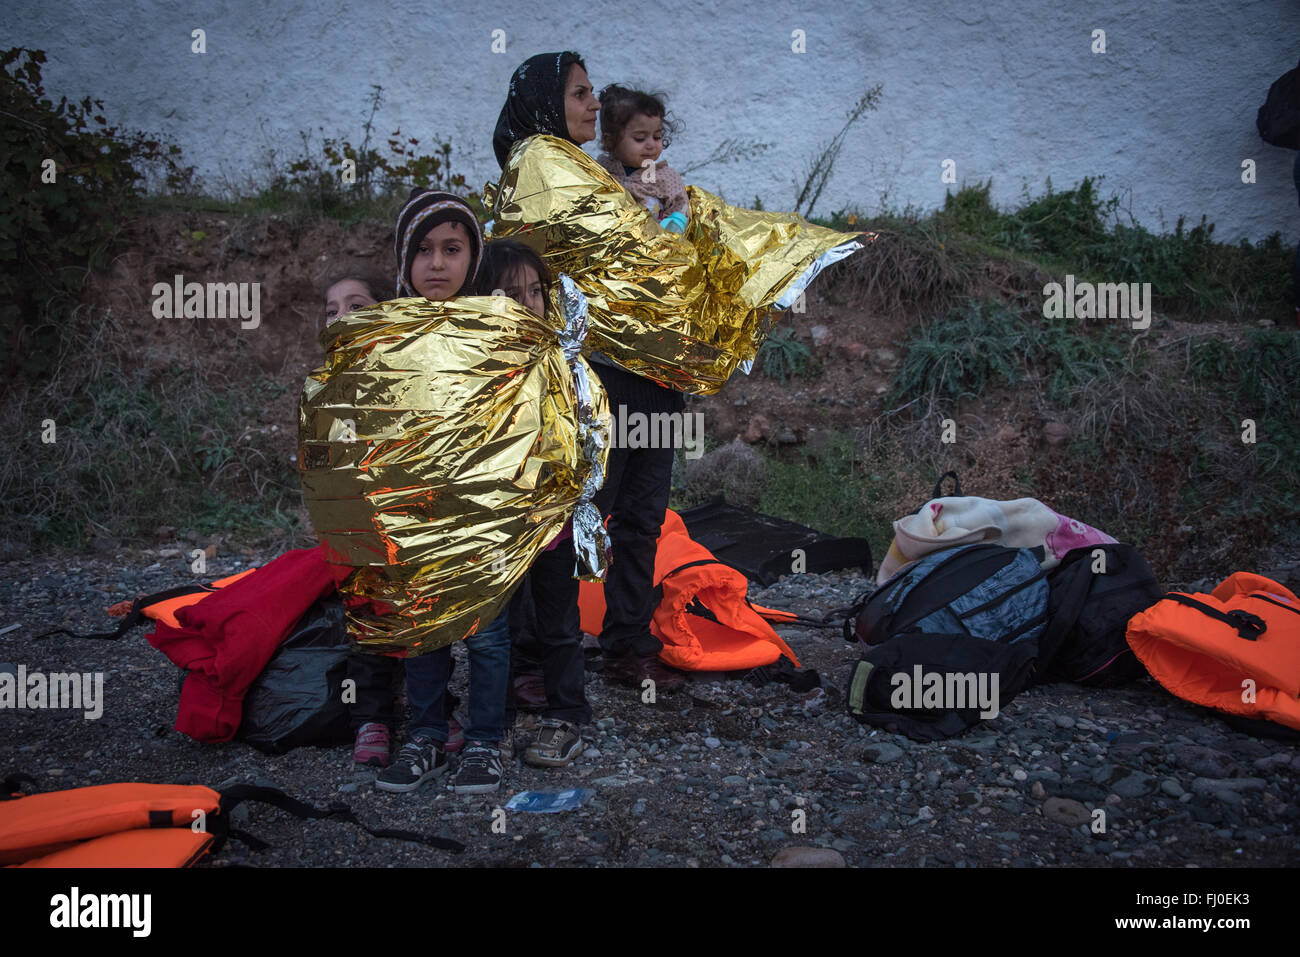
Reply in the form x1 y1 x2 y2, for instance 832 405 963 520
1042 421 1071 446
809 324 831 348
1175 746 1239 779
1054 716 1075 729
771 847 846 868
1253 754 1293 772
916 805 934 821
1112 771 1155 799
596 717 615 731
704 737 721 749
1043 796 1091 827
1190 777 1266 795
1031 781 1046 799
743 414 772 444
862 742 904 764
1160 779 1185 798
1012 769 1028 782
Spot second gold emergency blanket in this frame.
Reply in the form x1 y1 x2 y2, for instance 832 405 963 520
299 293 609 655
483 135 870 394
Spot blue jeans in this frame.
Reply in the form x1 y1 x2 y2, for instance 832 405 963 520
405 609 510 744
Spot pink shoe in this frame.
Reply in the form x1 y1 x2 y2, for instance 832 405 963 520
353 722 391 767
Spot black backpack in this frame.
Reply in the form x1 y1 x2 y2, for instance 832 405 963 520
1257 63 1300 149
1039 543 1162 687
846 630 1039 741
844 544 1051 739
849 543 1050 646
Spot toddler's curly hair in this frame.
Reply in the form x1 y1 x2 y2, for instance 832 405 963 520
597 83 681 155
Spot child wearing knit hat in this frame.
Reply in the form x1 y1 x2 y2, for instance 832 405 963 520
375 189 513 797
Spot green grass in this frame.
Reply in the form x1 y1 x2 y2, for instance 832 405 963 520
1 312 302 548
756 432 904 563
887 297 1131 408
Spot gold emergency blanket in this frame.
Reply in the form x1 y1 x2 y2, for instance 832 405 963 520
483 135 872 394
299 287 609 655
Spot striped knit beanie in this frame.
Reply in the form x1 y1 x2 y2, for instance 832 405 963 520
394 189 483 297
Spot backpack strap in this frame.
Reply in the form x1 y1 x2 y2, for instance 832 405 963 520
216 784 465 854
932 471 962 499
1165 594 1267 641
1 773 37 800
32 584 216 641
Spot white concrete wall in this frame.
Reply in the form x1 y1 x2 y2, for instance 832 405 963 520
6 0 1298 241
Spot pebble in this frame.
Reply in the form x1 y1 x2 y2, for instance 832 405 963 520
704 737 721 749
862 742 904 764
770 847 846 868
1112 771 1156 799
596 717 615 731
1175 746 1240 779
1043 796 1091 827
1253 753 1293 772
1160 779 1185 798
1054 716 1076 729
1190 777 1266 794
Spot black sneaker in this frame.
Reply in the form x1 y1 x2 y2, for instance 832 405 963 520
448 742 503 794
375 734 448 793
524 718 583 768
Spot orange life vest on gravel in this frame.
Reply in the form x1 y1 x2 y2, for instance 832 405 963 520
578 509 800 671
1126 572 1300 731
0 777 463 867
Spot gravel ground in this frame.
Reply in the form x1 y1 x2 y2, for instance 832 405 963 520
2 547 1297 868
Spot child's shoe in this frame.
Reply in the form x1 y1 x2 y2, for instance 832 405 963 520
448 742 503 794
375 734 448 792
523 718 583 768
353 722 391 768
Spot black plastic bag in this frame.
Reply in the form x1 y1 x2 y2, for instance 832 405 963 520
238 595 353 754
676 498 872 586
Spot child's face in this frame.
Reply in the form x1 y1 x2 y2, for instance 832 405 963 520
497 263 545 318
324 279 377 323
411 221 471 300
614 112 664 169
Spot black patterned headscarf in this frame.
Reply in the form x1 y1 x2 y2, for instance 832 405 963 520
493 51 587 168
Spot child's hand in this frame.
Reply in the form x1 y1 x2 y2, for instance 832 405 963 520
659 211 688 233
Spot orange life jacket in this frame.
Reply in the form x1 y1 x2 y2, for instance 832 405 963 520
103 569 257 629
1126 572 1300 730
0 778 464 867
578 509 799 671
0 782 220 868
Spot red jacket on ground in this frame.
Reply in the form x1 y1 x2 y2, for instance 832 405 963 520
146 547 352 742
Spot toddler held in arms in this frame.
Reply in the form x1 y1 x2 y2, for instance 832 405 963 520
596 83 689 232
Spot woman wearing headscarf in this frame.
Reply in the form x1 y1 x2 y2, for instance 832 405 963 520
486 52 866 709
493 52 692 703
492 51 598 168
